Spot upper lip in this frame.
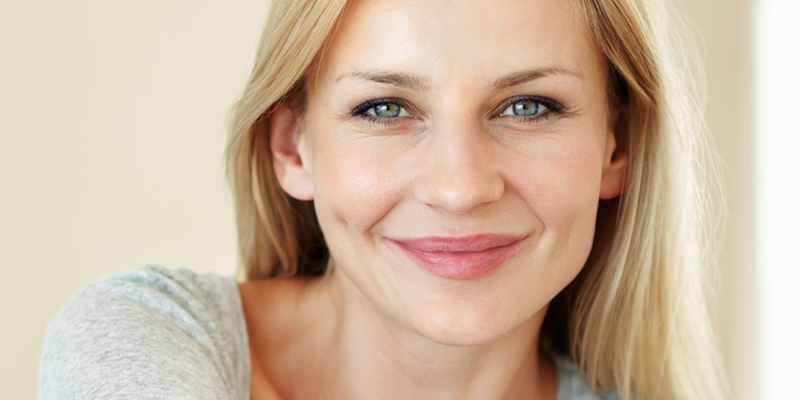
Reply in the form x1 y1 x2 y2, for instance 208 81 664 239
386 234 528 253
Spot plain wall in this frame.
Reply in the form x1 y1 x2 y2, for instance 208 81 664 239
0 1 267 396
0 1 756 398
672 0 758 399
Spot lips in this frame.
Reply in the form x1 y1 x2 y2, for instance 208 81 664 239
386 234 527 280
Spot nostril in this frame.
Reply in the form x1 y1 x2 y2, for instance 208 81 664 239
414 167 505 214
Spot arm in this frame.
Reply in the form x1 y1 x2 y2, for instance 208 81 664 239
39 266 250 400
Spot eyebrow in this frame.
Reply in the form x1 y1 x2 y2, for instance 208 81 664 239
336 70 430 92
491 67 584 90
335 66 582 92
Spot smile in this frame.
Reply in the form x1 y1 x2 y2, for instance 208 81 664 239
386 234 527 280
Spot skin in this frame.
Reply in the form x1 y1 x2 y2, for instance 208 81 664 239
239 0 628 399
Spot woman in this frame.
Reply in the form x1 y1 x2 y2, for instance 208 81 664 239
40 0 727 399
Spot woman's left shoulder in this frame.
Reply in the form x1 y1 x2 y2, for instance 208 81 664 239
554 356 619 400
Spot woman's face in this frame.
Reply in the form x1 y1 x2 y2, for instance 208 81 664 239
273 0 626 345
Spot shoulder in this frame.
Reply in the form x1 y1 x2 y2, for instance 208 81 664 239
39 265 250 400
554 356 619 400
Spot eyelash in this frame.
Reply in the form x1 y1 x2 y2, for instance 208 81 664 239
496 96 564 124
350 96 565 126
350 98 416 126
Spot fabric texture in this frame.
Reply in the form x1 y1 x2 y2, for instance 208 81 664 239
555 357 619 400
40 265 615 399
39 265 250 399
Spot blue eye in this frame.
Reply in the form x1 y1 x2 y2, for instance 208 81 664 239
353 99 411 119
374 102 401 118
500 98 550 117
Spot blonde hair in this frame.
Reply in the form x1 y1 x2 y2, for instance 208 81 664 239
226 0 727 399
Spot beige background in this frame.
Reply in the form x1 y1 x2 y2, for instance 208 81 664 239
0 0 756 398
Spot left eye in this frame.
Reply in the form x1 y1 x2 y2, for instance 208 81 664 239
499 98 549 117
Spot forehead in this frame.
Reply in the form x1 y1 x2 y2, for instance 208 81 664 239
313 0 604 87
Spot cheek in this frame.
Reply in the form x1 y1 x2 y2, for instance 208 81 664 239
509 134 604 249
311 136 408 235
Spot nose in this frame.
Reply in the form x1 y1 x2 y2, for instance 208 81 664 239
413 119 505 214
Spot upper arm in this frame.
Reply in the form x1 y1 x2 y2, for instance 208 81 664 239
39 266 249 400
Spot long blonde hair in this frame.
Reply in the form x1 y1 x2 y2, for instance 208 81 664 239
226 0 727 399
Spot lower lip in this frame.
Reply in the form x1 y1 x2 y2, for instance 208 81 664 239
388 238 525 280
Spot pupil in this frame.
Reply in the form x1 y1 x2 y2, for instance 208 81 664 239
376 103 400 118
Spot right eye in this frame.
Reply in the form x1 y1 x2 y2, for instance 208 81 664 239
352 99 412 120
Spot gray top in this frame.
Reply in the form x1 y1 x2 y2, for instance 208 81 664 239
39 266 250 399
39 265 617 399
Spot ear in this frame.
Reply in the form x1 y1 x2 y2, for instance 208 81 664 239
599 109 629 199
269 105 314 200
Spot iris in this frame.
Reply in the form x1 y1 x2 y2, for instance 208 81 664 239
373 102 401 118
512 99 544 116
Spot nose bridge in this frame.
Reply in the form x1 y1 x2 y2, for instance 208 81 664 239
414 113 504 214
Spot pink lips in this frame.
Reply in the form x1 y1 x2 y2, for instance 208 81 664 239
387 234 527 280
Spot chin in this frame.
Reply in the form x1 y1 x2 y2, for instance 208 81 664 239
407 298 541 347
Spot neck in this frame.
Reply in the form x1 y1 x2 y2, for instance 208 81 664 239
306 269 557 400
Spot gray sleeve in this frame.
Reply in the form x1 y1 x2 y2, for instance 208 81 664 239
39 265 250 400
554 356 619 400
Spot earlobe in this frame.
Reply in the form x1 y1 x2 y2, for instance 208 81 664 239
269 106 314 201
